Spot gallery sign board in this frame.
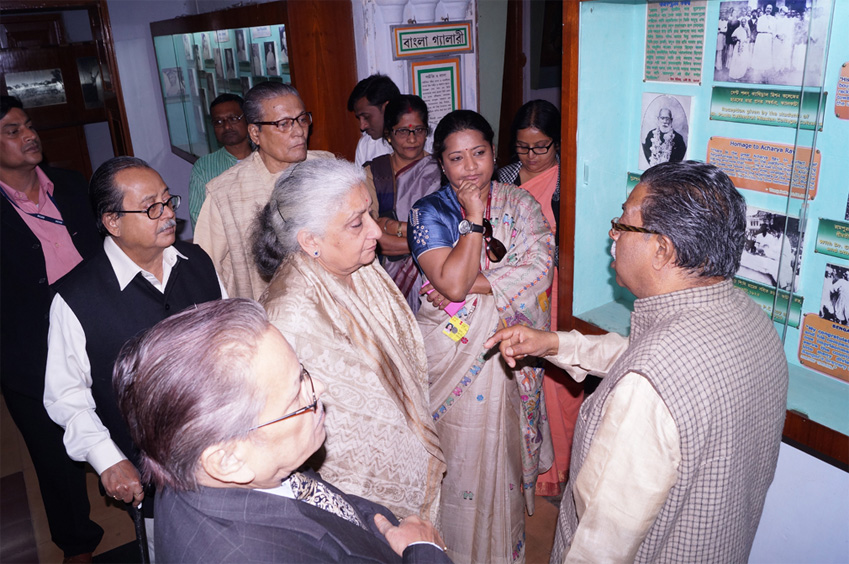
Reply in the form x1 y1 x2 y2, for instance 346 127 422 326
392 22 473 59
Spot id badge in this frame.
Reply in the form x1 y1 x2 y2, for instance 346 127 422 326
442 316 470 342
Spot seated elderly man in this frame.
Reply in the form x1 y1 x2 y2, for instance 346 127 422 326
113 298 451 564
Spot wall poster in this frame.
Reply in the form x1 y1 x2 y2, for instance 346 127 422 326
710 86 826 129
411 57 461 129
644 0 707 84
639 92 691 170
706 137 820 200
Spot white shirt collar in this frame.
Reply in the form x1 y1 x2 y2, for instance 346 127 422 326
103 236 188 291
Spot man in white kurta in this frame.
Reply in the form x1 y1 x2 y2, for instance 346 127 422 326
487 161 788 563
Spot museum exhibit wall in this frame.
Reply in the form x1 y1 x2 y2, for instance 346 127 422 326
567 1 848 558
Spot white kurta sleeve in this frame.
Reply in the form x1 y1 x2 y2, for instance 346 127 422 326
547 330 630 382
564 372 681 563
43 293 126 475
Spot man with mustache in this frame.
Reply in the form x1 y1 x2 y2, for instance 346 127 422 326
642 107 687 167
188 94 252 229
44 156 224 558
1 95 104 563
194 82 331 300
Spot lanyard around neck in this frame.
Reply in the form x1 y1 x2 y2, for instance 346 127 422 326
0 184 65 226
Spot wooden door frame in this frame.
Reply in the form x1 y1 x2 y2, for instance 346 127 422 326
1 0 134 157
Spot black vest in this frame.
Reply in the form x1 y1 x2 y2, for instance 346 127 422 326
54 240 221 466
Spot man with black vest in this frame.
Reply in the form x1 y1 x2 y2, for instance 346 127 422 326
487 161 788 563
44 157 224 559
1 95 104 563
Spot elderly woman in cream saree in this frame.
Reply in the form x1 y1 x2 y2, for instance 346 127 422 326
253 158 445 524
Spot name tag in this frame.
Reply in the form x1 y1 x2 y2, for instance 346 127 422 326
442 316 470 341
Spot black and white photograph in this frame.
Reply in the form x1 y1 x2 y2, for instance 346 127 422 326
240 76 252 94
188 68 199 97
738 207 804 292
225 48 236 79
213 48 224 80
714 0 827 86
251 43 263 76
236 29 249 62
264 41 277 76
639 93 691 170
199 88 208 116
183 34 193 61
821 263 849 325
201 32 212 60
161 67 184 98
206 72 217 98
278 25 289 65
76 56 103 109
193 45 203 71
6 69 67 108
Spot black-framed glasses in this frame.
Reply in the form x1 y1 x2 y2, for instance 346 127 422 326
392 126 428 138
248 365 317 431
212 114 245 128
610 217 661 235
113 195 180 220
515 141 554 155
253 111 312 133
482 219 507 263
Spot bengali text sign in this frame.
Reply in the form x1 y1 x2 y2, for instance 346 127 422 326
815 219 849 260
412 58 461 128
644 0 706 84
710 86 826 130
707 137 820 200
799 314 849 382
393 22 473 59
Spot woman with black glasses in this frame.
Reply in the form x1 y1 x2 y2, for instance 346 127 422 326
408 110 554 564
364 95 441 313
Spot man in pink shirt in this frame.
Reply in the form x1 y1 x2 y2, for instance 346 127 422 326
0 95 103 563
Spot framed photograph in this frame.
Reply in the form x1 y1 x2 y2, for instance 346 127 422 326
213 48 224 80
206 72 217 98
225 48 236 79
195 105 206 134
76 57 103 109
183 34 193 61
201 32 212 60
193 45 203 71
240 76 252 94
161 67 185 98
639 93 691 170
251 43 262 76
821 263 849 325
278 25 289 64
738 206 804 292
188 68 200 97
264 41 277 76
6 69 67 108
236 29 249 62
199 88 209 115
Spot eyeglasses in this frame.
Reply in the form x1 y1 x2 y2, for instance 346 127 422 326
482 219 507 263
393 126 428 138
212 114 245 128
113 195 180 220
248 365 317 431
515 141 554 155
610 217 661 235
253 111 312 133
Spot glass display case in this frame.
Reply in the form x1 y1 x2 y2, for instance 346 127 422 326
559 0 848 454
150 1 358 163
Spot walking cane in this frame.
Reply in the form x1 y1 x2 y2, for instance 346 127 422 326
127 502 150 564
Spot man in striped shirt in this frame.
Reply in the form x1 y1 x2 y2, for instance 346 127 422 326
188 94 252 229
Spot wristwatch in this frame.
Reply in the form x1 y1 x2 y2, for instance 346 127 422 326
458 219 484 236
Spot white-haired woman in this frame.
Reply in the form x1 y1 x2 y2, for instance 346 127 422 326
252 158 445 524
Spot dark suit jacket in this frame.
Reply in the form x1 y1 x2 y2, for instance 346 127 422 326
0 165 101 398
155 469 452 563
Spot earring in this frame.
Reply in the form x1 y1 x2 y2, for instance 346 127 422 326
313 250 320 258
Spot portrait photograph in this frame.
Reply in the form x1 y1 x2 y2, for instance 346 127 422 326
738 206 804 292
213 48 224 80
713 0 827 87
161 67 184 98
206 72 217 98
278 25 289 64
251 43 262 77
224 48 236 79
201 32 212 60
264 41 277 76
639 93 691 171
183 34 193 61
821 263 849 325
76 56 103 109
236 29 249 62
240 76 252 94
193 45 203 71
